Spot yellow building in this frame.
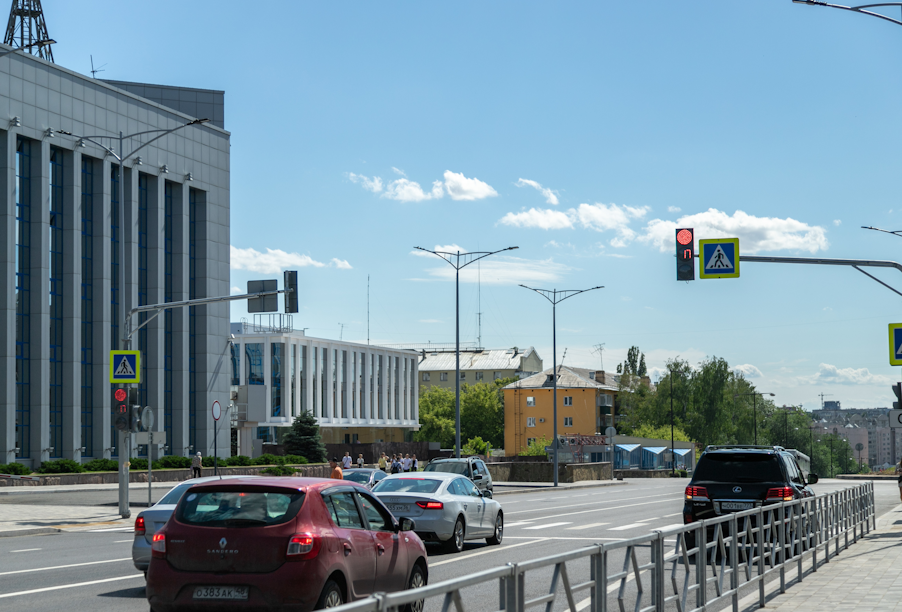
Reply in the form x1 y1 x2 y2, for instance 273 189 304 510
418 347 543 391
503 367 620 456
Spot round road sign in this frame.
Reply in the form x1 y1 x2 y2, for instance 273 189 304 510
212 400 222 421
141 406 155 430
605 426 617 438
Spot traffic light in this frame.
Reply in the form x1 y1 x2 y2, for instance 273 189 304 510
284 270 298 314
676 228 695 281
893 383 901 410
113 387 128 430
130 405 142 432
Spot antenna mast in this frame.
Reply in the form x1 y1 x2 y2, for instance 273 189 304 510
4 0 54 62
591 343 605 371
477 260 482 349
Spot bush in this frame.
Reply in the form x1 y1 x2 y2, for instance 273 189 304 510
283 454 308 465
0 462 32 476
156 455 192 469
130 458 148 470
519 436 552 457
261 465 297 476
37 459 85 474
252 453 284 466
83 458 118 472
225 455 252 467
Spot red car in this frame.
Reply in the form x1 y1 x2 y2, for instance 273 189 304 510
146 477 428 611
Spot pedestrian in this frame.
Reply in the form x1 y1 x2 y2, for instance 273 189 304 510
412 454 418 472
342 452 352 470
391 454 402 474
378 453 388 472
330 457 344 480
356 453 365 468
402 453 412 472
191 451 202 478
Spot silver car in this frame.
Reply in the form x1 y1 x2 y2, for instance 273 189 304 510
342 467 388 489
132 475 256 575
372 472 503 553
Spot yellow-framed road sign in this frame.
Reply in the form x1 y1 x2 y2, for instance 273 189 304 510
889 324 902 366
110 350 141 384
698 238 740 279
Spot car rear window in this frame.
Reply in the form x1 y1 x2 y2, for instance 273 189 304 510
693 453 783 483
176 489 305 527
423 462 469 476
158 482 193 505
342 471 371 484
372 478 442 494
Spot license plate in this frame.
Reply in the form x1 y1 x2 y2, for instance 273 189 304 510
388 504 407 512
193 586 248 600
720 502 753 511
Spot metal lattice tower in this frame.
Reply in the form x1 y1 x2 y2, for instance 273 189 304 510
4 0 54 62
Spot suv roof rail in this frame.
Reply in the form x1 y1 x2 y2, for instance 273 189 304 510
703 444 785 452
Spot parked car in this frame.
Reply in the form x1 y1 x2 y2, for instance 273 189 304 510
422 457 493 492
342 468 388 489
146 477 428 611
372 472 502 553
133 475 255 576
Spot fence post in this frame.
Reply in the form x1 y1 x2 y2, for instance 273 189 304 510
730 514 739 612
500 563 517 612
652 531 665 611
811 498 818 573
795 503 803 582
757 506 765 609
697 521 707 610
778 503 786 594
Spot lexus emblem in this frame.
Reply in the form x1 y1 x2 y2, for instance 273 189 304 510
733 486 742 493
219 537 227 549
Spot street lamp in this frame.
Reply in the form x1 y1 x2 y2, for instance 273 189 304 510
667 365 690 475
792 1 902 28
413 246 518 457
733 391 775 445
519 285 604 486
0 39 56 59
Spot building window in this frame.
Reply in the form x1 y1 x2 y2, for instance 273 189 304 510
422 372 430 382
440 372 448 382
341 350 348 419
527 417 536 427
48 147 64 458
358 352 365 419
563 396 573 406
246 343 264 385
493 372 502 380
188 188 201 451
291 344 297 417
351 351 356 418
272 343 284 417
300 345 307 414
527 437 536 446
377 355 383 419
15 137 31 459
333 348 339 417
589 372 595 380
312 346 318 415
459 372 466 381
80 156 95 457
321 348 328 418
475 372 484 381
564 417 573 427
394 356 400 420
230 343 240 386
527 397 535 407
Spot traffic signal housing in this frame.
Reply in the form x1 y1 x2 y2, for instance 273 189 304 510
130 405 142 432
284 270 298 314
893 382 901 410
676 228 695 281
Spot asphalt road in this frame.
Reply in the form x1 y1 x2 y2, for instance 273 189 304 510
0 478 893 611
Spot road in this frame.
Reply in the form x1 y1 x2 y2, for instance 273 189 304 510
0 478 894 611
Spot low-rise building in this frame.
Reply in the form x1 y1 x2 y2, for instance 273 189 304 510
418 346 543 390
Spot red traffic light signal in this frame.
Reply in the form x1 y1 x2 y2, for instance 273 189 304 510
675 228 695 281
114 388 127 403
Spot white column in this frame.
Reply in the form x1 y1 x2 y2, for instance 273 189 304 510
94 158 112 459
29 139 50 466
62 147 82 460
0 130 17 462
171 182 190 456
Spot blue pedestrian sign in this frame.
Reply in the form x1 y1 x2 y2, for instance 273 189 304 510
889 324 902 366
698 238 740 279
110 350 141 384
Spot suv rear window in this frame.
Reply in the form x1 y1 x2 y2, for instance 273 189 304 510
423 462 469 476
176 489 305 527
693 453 784 483
372 478 442 494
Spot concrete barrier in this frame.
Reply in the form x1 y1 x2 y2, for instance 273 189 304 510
613 469 674 479
487 461 612 483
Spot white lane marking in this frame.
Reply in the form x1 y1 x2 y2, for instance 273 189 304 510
429 538 548 567
506 492 675 516
506 536 643 541
86 527 133 532
503 522 535 528
663 512 683 518
523 522 572 530
10 548 41 553
568 494 588 498
635 516 660 523
113 539 133 543
0 557 131 577
0 574 142 599
521 498 682 524
607 523 645 531
565 523 609 531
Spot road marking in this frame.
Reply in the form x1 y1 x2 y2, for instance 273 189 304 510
429 538 548 567
10 548 41 553
86 527 133 532
113 539 133 543
565 523 609 531
635 516 660 523
506 492 675 516
0 574 142 599
663 512 683 518
523 522 573 530
0 557 131 577
608 523 645 531
503 522 535 528
523 498 683 525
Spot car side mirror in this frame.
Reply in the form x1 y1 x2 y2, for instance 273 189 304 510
399 517 416 532
482 490 493 499
807 474 819 485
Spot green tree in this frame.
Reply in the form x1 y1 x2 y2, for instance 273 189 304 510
461 382 504 447
519 435 552 456
638 354 647 377
630 423 691 442
414 385 456 448
685 356 733 448
462 436 491 456
282 410 327 463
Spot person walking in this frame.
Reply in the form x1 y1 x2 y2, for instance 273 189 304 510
391 454 402 474
402 454 412 473
191 452 203 478
341 452 352 470
412 454 419 472
356 453 365 468
378 453 388 472
330 457 344 480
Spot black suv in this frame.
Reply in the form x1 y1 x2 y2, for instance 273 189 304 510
683 445 818 524
423 456 493 492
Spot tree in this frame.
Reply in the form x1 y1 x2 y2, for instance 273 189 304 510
461 382 504 448
519 435 552 456
414 385 456 448
638 354 647 378
282 410 327 463
685 356 733 448
630 423 691 442
462 436 491 456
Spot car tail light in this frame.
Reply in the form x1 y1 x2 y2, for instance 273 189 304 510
766 487 794 501
286 533 320 560
134 516 145 535
685 486 709 500
684 514 694 524
151 533 166 558
416 501 443 510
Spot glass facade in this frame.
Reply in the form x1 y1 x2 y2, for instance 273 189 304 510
377 355 383 420
245 343 263 385
188 188 198 451
332 349 338 417
299 345 306 414
80 157 94 457
351 351 356 418
290 345 296 417
137 173 149 419
48 148 64 458
321 348 328 418
394 356 400 420
15 137 31 458
164 181 174 446
109 165 119 456
272 342 283 417
340 350 347 419
312 346 317 415
230 343 240 385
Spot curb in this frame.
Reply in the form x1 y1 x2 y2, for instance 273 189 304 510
0 482 175 496
493 480 629 495
0 527 62 538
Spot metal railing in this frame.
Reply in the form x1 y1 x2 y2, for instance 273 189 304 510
332 482 874 612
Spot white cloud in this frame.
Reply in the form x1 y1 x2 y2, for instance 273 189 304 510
391 167 407 177
833 219 842 226
576 203 650 247
410 244 467 258
639 209 828 254
734 364 763 378
383 178 444 202
516 178 559 205
230 286 241 295
414 250 572 285
443 171 498 201
806 363 891 386
499 207 575 230
347 173 383 193
668 206 682 213
419 319 442 323
330 258 353 269
231 246 352 274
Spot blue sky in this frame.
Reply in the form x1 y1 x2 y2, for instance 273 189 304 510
46 1 902 409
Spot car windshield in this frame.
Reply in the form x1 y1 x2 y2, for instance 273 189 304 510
372 478 442 494
693 453 783 483
158 482 193 505
176 489 305 527
342 471 371 484
423 462 468 475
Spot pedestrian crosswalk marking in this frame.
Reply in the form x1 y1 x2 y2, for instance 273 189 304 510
608 523 645 531
504 522 535 528
523 522 573 530
565 522 609 531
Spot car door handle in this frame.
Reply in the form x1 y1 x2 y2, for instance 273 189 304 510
343 542 352 556
376 544 385 555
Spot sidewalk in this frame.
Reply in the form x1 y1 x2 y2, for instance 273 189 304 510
739 504 902 612
493 479 629 495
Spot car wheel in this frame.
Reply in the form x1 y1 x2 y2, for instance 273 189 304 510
315 580 344 609
443 517 465 553
487 512 503 545
402 563 427 612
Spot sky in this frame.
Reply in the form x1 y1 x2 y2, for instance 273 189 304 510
41 0 902 410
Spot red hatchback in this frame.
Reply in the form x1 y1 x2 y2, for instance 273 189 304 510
146 477 428 611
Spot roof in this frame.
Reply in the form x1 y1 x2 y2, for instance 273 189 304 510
185 477 348 491
418 347 540 372
503 366 619 391
616 443 641 452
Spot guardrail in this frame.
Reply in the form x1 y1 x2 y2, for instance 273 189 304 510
332 482 875 612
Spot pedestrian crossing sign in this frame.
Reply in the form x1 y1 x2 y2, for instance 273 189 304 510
889 324 902 366
110 350 141 384
698 238 739 279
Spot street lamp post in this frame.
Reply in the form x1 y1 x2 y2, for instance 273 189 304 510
519 285 604 486
793 1 902 27
668 365 689 475
0 39 56 59
413 246 518 457
733 391 776 445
